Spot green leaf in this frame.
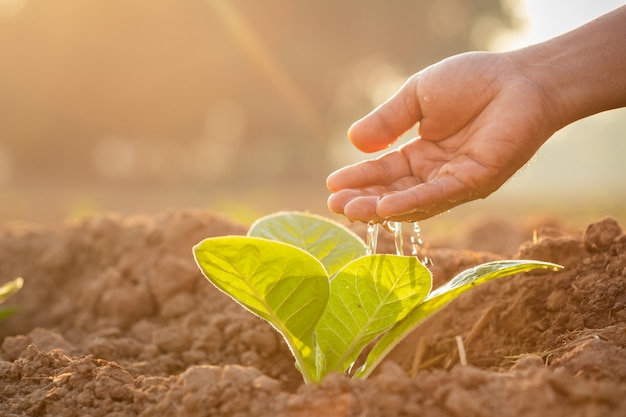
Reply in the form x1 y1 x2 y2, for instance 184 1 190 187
355 260 563 378
315 255 431 378
0 277 23 304
193 236 329 384
248 211 366 277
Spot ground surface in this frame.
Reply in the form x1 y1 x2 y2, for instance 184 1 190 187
1 210 625 417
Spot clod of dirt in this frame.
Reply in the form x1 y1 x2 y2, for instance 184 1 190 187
1 211 625 417
583 216 623 252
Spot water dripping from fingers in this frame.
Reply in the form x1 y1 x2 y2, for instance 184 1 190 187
409 222 432 267
410 222 422 256
382 221 405 256
366 221 379 255
393 222 404 256
377 220 432 266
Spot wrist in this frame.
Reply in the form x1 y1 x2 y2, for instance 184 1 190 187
510 6 626 130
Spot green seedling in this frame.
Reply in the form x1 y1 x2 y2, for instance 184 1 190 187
193 212 562 383
0 277 24 320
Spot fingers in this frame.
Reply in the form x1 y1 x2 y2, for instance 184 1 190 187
348 76 422 153
328 193 383 222
326 151 411 192
327 189 368 215
325 163 374 192
376 176 471 221
327 174 489 223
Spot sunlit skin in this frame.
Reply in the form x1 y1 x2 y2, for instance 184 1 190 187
327 5 626 223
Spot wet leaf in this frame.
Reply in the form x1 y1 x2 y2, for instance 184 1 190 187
248 211 366 277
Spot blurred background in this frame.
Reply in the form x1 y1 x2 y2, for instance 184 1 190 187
0 0 624 236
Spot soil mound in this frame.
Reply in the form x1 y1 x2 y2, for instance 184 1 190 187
1 211 625 416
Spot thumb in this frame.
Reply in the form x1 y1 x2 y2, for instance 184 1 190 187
348 75 422 153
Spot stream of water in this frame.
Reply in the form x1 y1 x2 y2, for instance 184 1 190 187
365 222 379 256
366 221 432 266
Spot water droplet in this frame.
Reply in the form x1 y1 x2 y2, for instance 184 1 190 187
409 222 433 266
366 221 379 256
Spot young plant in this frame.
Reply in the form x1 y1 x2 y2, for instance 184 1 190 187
0 277 24 320
193 212 562 383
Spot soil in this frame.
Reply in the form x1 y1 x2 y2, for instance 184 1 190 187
1 210 625 417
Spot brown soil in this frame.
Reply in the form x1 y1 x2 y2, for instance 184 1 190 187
1 210 625 417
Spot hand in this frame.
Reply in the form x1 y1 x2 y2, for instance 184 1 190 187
326 51 560 223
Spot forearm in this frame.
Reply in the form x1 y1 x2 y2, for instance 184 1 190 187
511 5 626 130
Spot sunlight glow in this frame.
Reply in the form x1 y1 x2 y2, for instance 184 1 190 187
492 0 626 50
0 0 27 19
206 0 326 141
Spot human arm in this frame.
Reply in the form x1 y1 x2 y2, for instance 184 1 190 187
326 5 626 223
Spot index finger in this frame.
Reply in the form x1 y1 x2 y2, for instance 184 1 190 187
376 174 484 221
326 150 412 192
